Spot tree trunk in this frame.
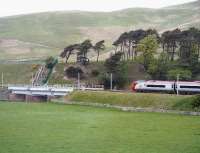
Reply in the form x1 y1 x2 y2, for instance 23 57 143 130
134 44 137 60
171 42 175 61
131 42 134 61
114 46 118 54
162 43 165 52
123 42 125 61
198 44 200 61
97 50 100 62
65 52 71 63
128 40 131 60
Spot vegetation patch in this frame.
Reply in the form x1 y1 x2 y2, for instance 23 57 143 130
68 91 194 111
65 66 84 79
0 64 37 84
172 95 200 111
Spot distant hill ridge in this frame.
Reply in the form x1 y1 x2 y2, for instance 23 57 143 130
0 0 199 60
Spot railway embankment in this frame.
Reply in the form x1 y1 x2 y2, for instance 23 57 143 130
64 91 200 113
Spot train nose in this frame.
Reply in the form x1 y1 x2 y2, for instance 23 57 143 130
131 82 137 92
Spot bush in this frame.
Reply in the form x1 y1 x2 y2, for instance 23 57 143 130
100 72 128 90
103 53 128 89
32 64 39 70
91 69 100 77
65 66 84 79
173 95 200 111
191 95 200 109
99 74 111 89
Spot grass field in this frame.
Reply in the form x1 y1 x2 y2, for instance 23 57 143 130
0 102 200 153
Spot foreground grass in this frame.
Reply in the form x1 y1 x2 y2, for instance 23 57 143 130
0 102 200 153
68 91 195 111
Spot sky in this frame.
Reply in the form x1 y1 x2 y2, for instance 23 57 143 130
0 0 197 17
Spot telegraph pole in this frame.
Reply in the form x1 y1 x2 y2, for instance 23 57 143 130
1 72 3 88
177 74 179 96
110 73 113 91
31 73 34 86
78 72 80 90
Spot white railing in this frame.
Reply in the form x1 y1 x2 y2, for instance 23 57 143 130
6 84 104 90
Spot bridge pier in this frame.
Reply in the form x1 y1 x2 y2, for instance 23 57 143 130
25 95 49 102
8 85 74 102
8 93 51 102
9 93 26 102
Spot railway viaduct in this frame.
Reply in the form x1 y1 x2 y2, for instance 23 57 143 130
7 85 74 102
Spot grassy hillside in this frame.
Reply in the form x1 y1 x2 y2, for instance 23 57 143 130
0 1 199 59
0 64 36 84
0 62 147 85
49 62 148 85
0 102 200 153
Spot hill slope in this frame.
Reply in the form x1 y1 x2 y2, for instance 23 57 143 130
0 1 199 59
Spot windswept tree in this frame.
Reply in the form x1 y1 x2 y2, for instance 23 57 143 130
78 39 93 58
112 39 120 54
129 29 148 60
60 44 79 63
93 40 105 62
118 32 129 60
76 39 93 65
179 27 200 64
161 28 181 61
113 29 159 61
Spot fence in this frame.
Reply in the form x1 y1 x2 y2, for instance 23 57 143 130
5 84 104 91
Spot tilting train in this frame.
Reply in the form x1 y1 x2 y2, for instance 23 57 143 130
131 80 200 94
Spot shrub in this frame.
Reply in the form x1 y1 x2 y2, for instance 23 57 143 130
191 95 200 109
65 66 84 79
103 53 128 89
32 64 39 70
91 69 100 77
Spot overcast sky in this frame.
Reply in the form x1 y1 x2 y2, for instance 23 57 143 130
0 0 196 17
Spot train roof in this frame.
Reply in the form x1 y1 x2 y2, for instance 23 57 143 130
138 80 200 85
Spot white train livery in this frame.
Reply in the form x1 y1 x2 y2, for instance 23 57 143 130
131 80 200 94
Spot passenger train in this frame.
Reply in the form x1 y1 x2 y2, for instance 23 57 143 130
131 80 200 94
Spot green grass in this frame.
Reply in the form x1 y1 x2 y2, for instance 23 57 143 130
0 102 200 153
68 91 197 111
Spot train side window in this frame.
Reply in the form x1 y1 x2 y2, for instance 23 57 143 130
180 86 200 89
146 85 165 88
